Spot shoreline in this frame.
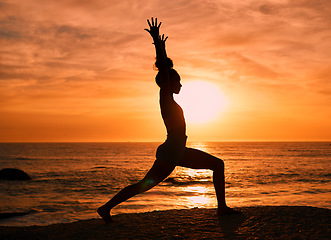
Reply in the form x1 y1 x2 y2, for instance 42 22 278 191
1 206 330 239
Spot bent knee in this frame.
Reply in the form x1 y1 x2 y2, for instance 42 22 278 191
211 158 224 171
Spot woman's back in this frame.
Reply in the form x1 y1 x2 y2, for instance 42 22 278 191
160 91 186 137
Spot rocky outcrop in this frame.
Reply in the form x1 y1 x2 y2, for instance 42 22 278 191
0 211 32 219
0 168 31 180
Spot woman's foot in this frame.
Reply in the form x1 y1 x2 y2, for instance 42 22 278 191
97 205 113 223
217 206 242 215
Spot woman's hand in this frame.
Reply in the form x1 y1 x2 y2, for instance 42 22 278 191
144 17 162 40
160 34 168 50
145 17 169 72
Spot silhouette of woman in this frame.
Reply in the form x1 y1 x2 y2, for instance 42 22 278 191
97 18 239 222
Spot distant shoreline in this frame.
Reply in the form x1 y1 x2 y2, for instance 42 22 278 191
1 141 331 143
1 206 330 239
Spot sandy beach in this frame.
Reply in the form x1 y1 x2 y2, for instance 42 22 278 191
1 206 330 239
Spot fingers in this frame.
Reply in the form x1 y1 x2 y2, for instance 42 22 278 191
153 17 160 27
146 17 165 38
155 18 162 28
160 34 168 42
147 17 162 27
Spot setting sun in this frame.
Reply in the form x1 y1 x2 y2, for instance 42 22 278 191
175 81 228 124
0 0 330 142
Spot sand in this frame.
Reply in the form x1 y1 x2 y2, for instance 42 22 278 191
1 206 330 239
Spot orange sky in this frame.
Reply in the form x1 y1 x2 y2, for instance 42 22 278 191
0 0 330 142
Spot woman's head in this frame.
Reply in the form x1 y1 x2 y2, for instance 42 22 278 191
154 58 182 94
155 68 182 94
155 58 173 70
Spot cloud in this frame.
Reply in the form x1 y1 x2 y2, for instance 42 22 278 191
0 0 330 141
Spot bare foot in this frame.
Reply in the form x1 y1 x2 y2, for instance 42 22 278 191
217 206 242 215
97 205 113 223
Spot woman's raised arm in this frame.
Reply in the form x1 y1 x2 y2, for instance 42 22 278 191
145 17 171 89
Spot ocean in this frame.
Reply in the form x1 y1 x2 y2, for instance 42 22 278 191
0 142 330 226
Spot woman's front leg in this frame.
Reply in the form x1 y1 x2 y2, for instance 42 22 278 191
179 148 240 215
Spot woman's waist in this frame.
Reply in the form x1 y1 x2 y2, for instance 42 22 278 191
165 133 187 144
166 126 186 136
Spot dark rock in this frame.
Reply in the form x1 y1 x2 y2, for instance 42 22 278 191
0 168 31 180
0 211 32 219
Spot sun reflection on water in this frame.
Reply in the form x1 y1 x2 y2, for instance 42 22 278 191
184 168 212 179
181 186 216 208
187 142 208 152
184 186 208 193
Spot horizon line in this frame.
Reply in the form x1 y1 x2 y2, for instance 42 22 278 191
1 140 330 143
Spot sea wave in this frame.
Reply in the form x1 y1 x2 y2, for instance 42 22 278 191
0 210 38 220
163 177 212 186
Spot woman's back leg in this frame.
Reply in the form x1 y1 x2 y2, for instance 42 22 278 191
98 159 175 222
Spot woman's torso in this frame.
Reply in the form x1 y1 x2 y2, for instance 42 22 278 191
159 91 186 137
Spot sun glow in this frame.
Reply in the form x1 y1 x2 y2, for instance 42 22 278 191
183 186 215 208
175 81 227 124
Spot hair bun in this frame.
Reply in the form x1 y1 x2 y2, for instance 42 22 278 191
155 58 173 70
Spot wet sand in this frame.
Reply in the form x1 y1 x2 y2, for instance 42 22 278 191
1 206 330 239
